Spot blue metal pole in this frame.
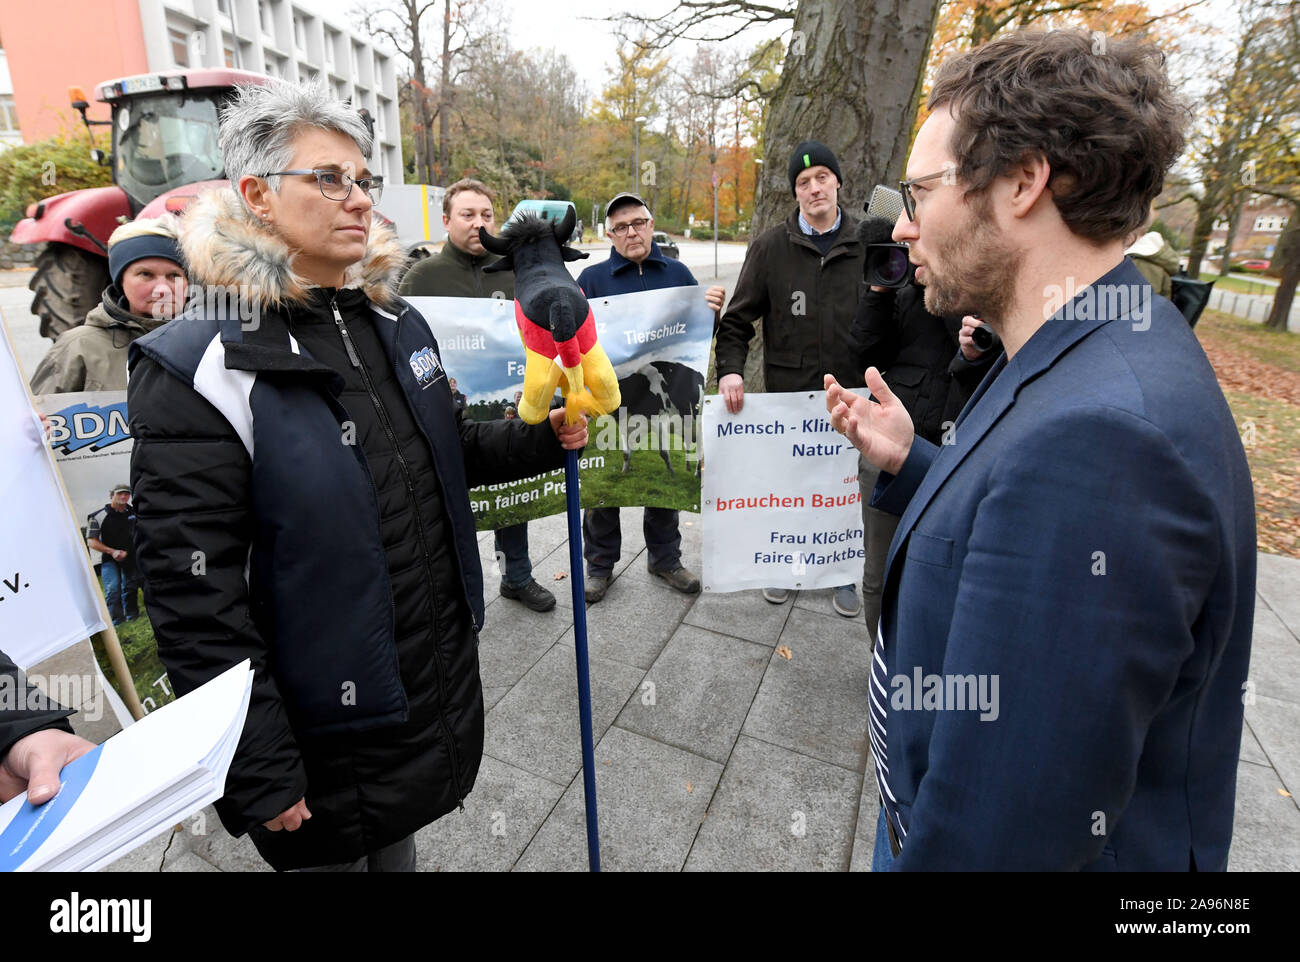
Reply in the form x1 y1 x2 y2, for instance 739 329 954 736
564 448 601 871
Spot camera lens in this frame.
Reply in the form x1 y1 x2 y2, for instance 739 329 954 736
883 248 909 285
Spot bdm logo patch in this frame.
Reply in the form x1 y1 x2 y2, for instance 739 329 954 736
408 346 444 390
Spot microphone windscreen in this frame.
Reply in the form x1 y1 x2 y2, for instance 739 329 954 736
866 184 905 224
858 216 897 246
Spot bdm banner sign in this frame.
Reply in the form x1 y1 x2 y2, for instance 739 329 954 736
407 286 713 529
37 391 133 540
701 391 865 592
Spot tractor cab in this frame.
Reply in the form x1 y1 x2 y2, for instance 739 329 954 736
13 69 268 339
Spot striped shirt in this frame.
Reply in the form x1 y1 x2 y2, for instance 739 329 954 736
870 618 906 851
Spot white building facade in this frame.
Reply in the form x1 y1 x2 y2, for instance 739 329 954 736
136 0 401 178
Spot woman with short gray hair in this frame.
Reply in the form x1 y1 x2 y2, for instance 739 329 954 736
127 80 586 872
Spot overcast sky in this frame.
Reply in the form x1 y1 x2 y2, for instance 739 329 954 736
299 0 679 96
299 0 1241 110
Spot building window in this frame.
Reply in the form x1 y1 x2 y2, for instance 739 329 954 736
0 95 19 133
351 43 359 75
223 34 237 68
260 1 274 36
217 0 231 16
293 14 305 51
169 26 191 66
324 32 335 68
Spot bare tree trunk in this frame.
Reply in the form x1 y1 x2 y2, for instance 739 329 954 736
406 0 430 187
1218 201 1243 277
1266 210 1299 331
752 0 942 237
1186 202 1219 279
437 0 453 181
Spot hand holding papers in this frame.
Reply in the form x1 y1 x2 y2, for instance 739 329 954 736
0 660 253 871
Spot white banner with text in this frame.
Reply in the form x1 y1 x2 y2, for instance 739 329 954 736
0 327 107 668
701 391 865 592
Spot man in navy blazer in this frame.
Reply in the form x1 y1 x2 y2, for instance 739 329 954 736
826 30 1256 871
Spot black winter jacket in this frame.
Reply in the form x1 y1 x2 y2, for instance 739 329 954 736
851 283 998 445
127 189 567 870
714 207 867 392
0 649 74 762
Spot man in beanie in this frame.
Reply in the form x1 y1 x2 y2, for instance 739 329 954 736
86 483 140 626
714 140 867 617
30 215 186 394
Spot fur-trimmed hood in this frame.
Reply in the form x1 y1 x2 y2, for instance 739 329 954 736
178 187 407 309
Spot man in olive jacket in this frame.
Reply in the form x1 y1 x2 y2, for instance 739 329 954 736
714 140 867 617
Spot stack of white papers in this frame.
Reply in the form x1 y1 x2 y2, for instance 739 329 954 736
0 660 253 872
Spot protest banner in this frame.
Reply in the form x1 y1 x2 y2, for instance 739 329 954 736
35 390 174 720
408 286 713 527
0 325 107 669
701 391 866 592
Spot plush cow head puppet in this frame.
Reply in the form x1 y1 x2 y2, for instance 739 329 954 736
480 210 620 424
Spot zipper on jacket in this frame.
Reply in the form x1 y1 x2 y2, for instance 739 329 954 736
385 305 488 640
331 295 467 806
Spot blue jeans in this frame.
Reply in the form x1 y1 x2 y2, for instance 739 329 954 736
494 523 533 589
871 806 896 872
101 559 139 625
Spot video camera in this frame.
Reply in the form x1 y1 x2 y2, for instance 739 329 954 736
860 185 1000 354
860 185 914 289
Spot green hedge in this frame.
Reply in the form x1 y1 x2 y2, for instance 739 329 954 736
0 135 113 232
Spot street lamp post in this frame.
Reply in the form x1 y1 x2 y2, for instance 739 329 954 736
710 150 719 279
633 115 648 191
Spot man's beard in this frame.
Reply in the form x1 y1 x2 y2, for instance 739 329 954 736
921 192 1022 323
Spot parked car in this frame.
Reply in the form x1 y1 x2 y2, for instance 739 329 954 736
1236 259 1271 272
653 231 680 259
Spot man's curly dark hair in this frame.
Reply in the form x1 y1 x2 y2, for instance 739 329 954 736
928 30 1190 243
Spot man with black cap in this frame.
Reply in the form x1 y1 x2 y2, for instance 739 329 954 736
577 192 725 603
86 483 140 626
29 215 186 394
714 140 867 618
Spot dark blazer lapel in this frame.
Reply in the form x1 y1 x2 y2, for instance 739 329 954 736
883 353 1019 577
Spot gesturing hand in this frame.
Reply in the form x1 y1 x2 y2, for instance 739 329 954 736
825 368 915 476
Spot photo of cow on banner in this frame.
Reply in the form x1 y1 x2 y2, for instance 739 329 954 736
406 286 713 529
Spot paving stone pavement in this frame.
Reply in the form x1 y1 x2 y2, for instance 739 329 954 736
67 517 1300 871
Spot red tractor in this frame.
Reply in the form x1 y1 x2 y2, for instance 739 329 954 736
12 68 272 340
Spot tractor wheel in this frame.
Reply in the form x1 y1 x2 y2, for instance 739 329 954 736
29 243 110 341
